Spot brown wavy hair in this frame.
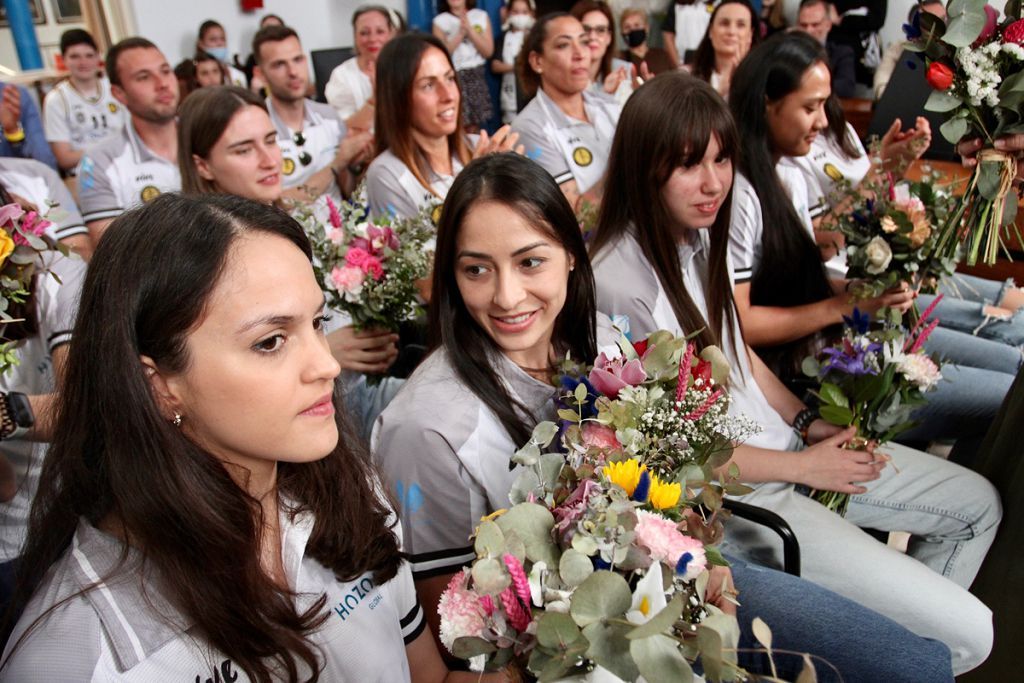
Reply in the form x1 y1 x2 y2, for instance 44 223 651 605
3 194 402 683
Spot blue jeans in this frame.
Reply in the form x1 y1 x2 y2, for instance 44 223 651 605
731 555 953 682
725 441 1000 674
921 273 1024 348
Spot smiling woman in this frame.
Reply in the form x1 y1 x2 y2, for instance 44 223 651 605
0 194 503 683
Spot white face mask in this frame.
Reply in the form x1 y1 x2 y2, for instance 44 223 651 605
509 14 535 30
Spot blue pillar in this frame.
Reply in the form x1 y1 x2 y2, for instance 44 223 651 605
407 0 437 32
4 0 44 70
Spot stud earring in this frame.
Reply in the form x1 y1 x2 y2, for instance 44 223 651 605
172 413 182 428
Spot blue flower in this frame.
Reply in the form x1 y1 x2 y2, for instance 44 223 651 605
631 470 651 503
557 374 599 419
842 308 872 335
675 552 695 577
902 8 922 40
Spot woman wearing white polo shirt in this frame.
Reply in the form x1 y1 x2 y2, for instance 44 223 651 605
589 71 997 675
325 5 401 131
365 34 519 221
0 194 506 682
511 13 620 211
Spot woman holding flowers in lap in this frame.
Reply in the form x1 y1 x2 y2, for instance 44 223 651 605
373 152 957 682
178 85 401 438
726 32 1012 463
589 68 997 675
0 193 502 682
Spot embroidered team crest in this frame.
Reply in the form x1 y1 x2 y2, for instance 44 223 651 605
282 158 296 176
823 163 844 182
431 204 443 225
107 102 119 114
572 147 593 167
140 185 161 203
473 24 484 33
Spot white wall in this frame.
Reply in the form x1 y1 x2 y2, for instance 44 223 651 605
126 0 404 66
0 7 87 74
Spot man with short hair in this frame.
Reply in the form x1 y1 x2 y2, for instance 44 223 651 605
44 29 127 174
77 37 181 241
252 25 372 205
797 0 857 98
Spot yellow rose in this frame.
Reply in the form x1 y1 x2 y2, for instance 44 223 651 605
0 230 14 269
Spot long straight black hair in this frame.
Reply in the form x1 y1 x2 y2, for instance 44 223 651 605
430 154 597 446
729 31 835 376
689 0 760 84
5 194 402 683
592 72 740 361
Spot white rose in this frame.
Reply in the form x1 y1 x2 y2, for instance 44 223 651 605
864 236 893 275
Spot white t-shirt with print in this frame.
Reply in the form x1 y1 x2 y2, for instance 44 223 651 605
433 10 490 70
43 77 126 151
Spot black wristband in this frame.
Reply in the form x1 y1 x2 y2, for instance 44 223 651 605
792 407 818 444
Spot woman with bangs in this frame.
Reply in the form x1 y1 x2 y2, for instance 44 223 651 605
366 34 519 221
590 68 998 676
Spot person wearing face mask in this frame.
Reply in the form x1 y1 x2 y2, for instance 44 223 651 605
492 0 536 123
196 19 247 87
617 8 674 77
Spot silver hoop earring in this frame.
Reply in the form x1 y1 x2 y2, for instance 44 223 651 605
172 413 182 428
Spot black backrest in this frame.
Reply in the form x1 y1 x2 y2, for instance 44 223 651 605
310 47 355 103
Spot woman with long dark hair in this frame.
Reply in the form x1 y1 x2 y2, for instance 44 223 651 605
178 86 402 440
0 193 504 682
366 33 518 220
590 70 998 676
376 152 960 681
511 13 621 210
728 32 1013 460
686 0 760 97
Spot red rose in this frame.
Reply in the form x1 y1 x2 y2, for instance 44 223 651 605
1005 19 1024 46
632 338 649 357
926 62 955 91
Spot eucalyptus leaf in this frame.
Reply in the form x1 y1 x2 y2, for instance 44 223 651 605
539 453 566 491
942 0 987 48
472 557 510 596
630 634 694 683
924 89 963 113
474 520 505 558
451 636 497 659
939 117 969 145
627 594 684 640
582 622 640 682
512 442 540 467
699 346 731 386
574 382 588 404
496 502 559 567
999 71 1024 110
696 622 725 682
569 571 633 627
536 611 584 649
801 356 821 378
532 421 559 448
25 234 47 251
978 160 1005 201
559 548 595 587
557 408 580 422
796 654 820 683
1002 191 1019 228
571 533 600 556
751 616 773 651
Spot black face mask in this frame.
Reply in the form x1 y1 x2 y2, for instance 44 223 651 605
623 29 647 48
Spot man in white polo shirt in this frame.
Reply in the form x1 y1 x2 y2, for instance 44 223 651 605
253 25 372 206
43 28 126 174
77 38 181 241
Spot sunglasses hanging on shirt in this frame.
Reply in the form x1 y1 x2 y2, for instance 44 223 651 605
293 130 312 167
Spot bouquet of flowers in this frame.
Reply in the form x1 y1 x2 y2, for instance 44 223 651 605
802 307 944 515
438 331 763 682
0 202 61 375
296 198 433 378
907 0 1024 264
832 171 959 321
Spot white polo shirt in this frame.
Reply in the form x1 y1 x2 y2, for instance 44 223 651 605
1 503 425 681
43 77 126 152
0 251 86 562
365 147 466 221
592 229 794 452
75 120 181 224
511 87 620 194
0 157 88 241
267 97 346 207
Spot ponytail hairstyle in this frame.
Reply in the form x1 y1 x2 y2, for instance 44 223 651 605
729 31 835 376
374 33 472 197
431 154 597 446
5 194 402 683
592 72 740 361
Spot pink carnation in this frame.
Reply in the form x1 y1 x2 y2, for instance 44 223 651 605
13 211 50 247
345 247 385 280
581 422 620 451
330 265 365 294
588 352 647 399
437 569 487 651
634 510 707 581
